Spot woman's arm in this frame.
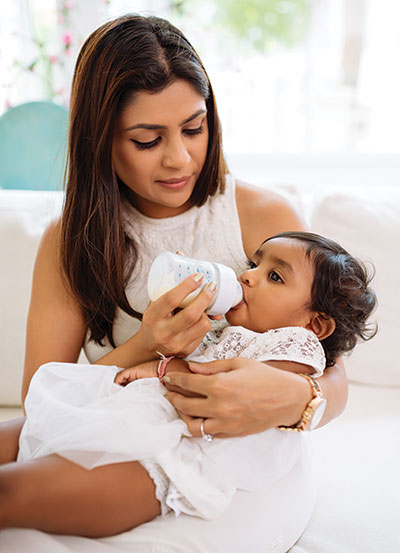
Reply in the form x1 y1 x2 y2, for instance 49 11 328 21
316 359 348 427
161 183 348 436
23 222 87 404
94 278 217 368
235 181 308 257
23 223 217 403
236 181 348 428
163 357 347 437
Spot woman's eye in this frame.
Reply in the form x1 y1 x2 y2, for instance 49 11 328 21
269 271 283 283
184 125 204 136
130 137 161 150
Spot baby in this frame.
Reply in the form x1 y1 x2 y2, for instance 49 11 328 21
18 231 376 520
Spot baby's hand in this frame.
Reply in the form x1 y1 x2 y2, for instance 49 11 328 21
114 360 158 386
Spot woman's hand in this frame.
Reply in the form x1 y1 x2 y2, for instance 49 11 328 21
163 357 311 438
136 274 217 359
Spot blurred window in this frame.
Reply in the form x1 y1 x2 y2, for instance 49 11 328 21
1 0 399 154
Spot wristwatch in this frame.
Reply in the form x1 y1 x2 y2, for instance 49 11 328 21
278 374 327 432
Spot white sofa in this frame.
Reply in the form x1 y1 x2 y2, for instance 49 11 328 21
0 185 399 553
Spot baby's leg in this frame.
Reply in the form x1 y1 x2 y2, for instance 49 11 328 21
0 454 161 537
0 417 25 465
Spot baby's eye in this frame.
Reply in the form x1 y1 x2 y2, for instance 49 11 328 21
269 271 283 283
247 259 257 269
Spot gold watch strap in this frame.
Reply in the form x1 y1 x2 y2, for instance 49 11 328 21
277 374 322 432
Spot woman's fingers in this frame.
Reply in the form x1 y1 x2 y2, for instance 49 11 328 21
177 412 218 438
165 391 211 418
188 358 241 375
173 409 231 439
152 274 205 318
208 314 223 321
140 276 218 357
140 275 212 355
166 371 214 396
166 359 301 437
170 282 216 331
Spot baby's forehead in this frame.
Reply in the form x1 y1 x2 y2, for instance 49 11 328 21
258 236 308 256
257 237 315 272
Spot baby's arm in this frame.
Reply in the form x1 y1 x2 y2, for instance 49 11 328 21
258 327 326 377
114 358 198 396
265 360 316 375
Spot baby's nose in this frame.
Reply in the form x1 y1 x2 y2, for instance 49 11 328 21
240 270 254 286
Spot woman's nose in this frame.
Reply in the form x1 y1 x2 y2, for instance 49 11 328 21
162 137 190 169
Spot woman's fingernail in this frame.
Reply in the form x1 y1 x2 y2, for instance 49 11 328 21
161 375 171 384
193 273 204 283
206 281 217 293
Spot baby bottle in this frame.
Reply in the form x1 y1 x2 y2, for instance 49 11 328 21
147 251 243 316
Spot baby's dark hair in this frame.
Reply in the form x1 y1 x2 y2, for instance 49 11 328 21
264 231 377 367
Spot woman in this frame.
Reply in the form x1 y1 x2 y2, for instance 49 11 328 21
0 14 347 552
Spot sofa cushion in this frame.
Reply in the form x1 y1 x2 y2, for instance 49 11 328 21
0 190 64 406
291 383 400 553
311 186 400 387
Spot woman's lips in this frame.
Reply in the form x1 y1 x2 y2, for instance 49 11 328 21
156 176 191 190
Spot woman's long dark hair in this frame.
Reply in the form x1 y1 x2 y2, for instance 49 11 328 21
61 15 227 347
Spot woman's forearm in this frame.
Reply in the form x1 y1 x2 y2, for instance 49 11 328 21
315 359 348 428
94 331 153 368
165 356 349 437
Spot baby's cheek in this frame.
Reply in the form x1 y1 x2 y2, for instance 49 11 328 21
225 309 242 326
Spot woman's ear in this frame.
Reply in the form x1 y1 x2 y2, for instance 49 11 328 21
306 313 336 341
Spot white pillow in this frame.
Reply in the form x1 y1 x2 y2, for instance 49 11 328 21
311 188 400 387
0 190 64 406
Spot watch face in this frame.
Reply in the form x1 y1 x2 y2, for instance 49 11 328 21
309 398 327 430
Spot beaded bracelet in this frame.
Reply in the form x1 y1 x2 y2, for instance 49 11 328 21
156 351 174 384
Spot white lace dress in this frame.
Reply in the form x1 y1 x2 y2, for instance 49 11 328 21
18 325 325 520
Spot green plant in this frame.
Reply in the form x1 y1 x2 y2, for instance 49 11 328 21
173 0 310 52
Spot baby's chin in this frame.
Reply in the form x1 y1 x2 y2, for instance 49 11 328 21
225 310 236 325
225 309 270 334
225 308 245 327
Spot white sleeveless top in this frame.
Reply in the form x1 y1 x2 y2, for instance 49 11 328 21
84 174 248 362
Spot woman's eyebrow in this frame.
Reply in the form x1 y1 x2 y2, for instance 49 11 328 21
124 109 207 131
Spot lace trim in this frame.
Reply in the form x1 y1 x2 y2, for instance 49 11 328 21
141 460 202 518
195 326 326 376
140 460 172 517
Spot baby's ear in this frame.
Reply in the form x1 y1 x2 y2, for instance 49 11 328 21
306 313 336 341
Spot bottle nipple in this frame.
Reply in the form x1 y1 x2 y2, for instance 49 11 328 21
232 281 243 307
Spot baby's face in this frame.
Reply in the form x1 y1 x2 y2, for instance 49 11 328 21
226 238 315 333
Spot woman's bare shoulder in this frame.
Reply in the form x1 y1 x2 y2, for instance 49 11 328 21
35 217 81 304
38 218 61 257
235 179 307 256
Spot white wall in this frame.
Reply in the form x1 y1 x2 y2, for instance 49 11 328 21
227 153 400 191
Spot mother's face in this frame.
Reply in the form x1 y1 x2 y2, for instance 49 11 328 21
112 79 209 218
